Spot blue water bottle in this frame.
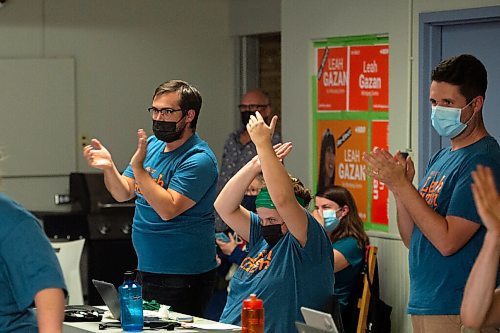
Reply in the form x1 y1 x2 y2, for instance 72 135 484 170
118 271 144 331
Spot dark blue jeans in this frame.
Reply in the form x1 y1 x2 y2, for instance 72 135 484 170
137 269 216 317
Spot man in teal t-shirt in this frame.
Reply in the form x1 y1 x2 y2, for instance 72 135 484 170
83 80 218 317
364 55 500 333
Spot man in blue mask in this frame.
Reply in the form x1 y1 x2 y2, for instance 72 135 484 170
363 54 500 333
83 80 218 317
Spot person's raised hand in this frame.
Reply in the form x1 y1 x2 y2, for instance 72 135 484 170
275 142 292 162
247 111 277 146
471 165 500 236
82 138 113 170
249 142 293 168
130 129 148 170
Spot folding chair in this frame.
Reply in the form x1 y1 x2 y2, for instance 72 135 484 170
52 238 85 305
356 246 377 333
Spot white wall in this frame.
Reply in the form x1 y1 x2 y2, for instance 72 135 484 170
0 0 235 211
281 1 500 332
229 0 280 36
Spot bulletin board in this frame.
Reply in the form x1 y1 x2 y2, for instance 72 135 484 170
0 58 76 177
312 35 389 231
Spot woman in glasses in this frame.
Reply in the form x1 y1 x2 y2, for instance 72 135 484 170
215 112 334 333
314 185 369 332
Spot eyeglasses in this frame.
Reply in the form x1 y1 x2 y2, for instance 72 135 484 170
238 104 269 112
147 107 184 116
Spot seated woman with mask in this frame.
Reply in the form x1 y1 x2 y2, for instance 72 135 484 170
314 185 369 330
216 112 334 333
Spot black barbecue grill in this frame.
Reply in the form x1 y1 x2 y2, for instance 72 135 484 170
40 172 138 305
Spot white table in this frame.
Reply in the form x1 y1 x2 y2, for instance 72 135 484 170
63 310 241 333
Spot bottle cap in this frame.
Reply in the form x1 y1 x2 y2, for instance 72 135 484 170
123 271 135 280
243 294 263 309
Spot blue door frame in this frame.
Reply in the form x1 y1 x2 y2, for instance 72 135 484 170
418 5 500 178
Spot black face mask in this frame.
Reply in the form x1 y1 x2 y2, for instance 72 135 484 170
261 224 283 248
152 117 186 143
241 111 256 127
241 195 257 212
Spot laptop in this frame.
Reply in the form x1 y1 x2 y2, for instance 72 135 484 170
295 321 332 333
92 279 122 320
299 307 339 333
91 279 168 326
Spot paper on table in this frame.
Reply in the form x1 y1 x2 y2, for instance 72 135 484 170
185 322 240 330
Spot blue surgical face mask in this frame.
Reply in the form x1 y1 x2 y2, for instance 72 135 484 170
431 99 475 138
323 208 341 233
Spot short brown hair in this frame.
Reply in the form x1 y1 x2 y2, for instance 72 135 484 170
431 54 487 103
153 80 202 129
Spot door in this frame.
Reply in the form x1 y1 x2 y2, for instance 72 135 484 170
440 21 500 147
419 6 500 177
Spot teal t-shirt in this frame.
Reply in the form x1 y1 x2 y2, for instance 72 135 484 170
409 136 500 315
123 134 218 274
0 193 66 332
332 237 364 310
220 211 334 333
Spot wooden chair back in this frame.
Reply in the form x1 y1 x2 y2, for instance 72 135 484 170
356 245 378 333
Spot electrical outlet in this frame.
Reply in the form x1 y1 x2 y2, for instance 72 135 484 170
54 194 71 205
80 134 89 148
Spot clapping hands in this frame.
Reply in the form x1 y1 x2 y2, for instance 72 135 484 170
362 148 415 189
130 129 148 170
83 139 114 170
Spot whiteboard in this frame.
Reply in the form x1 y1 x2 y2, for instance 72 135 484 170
0 58 76 177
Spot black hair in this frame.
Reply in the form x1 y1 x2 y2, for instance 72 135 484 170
317 128 336 194
431 54 487 103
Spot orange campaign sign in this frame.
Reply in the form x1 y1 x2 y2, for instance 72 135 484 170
316 119 369 222
370 120 389 225
314 36 389 230
348 45 389 111
317 46 348 111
